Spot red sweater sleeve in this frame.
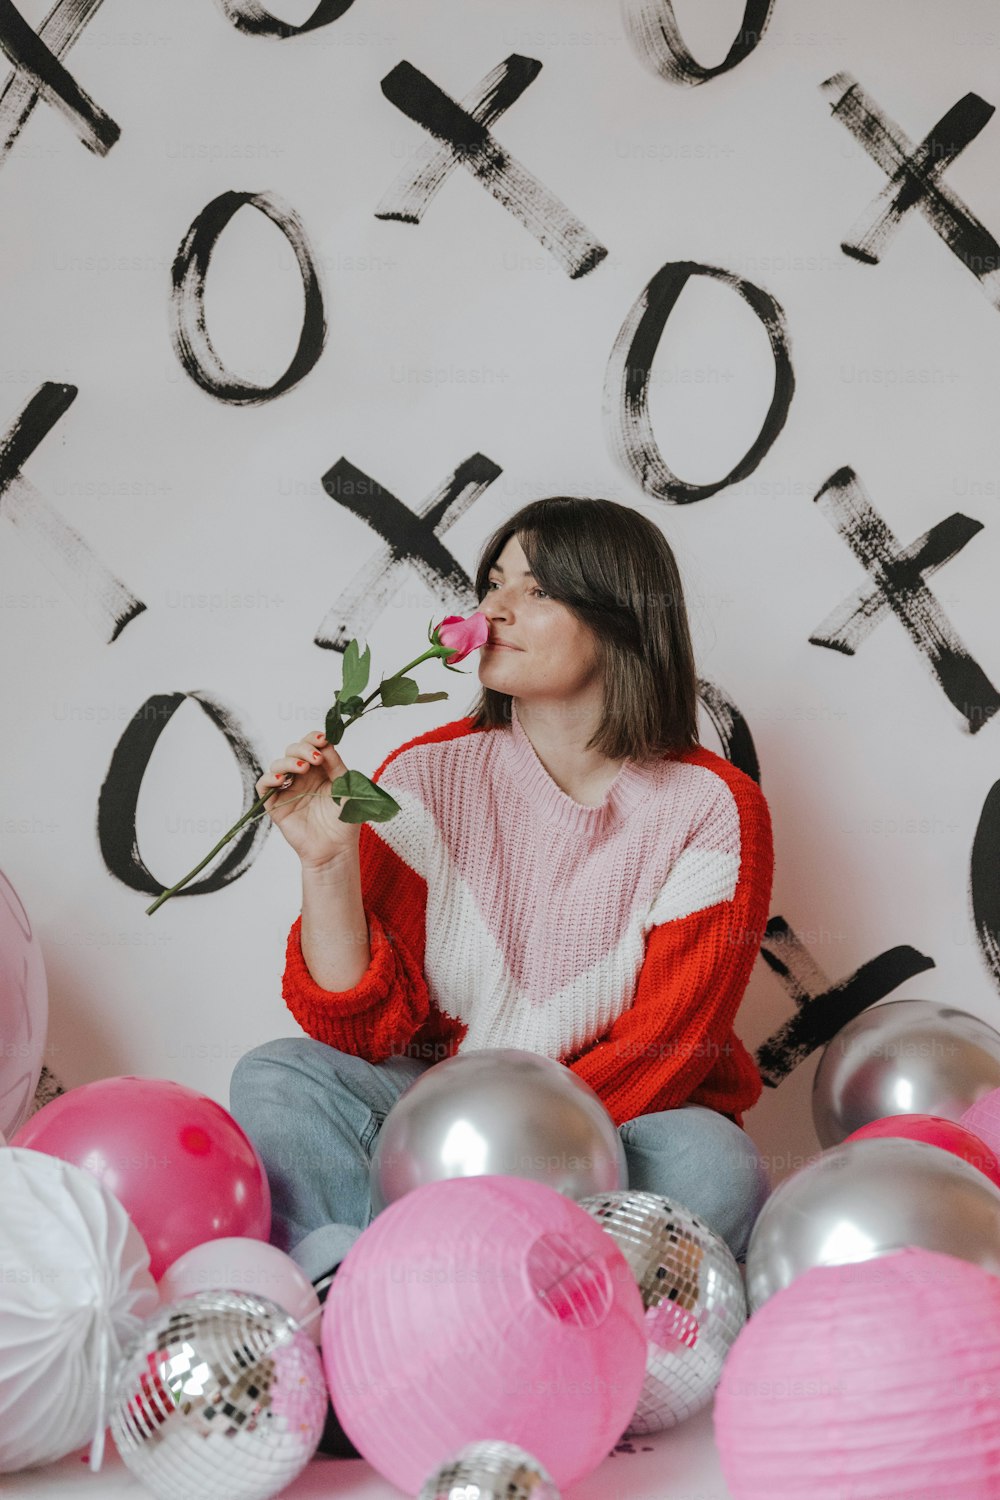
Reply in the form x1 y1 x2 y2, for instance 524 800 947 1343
567 755 773 1129
280 741 435 1062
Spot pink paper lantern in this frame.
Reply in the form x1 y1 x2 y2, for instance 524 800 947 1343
960 1086 1000 1158
12 1076 270 1279
844 1112 1000 1188
322 1174 647 1493
715 1246 1000 1498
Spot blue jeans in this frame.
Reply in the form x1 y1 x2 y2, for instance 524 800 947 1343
229 1037 771 1281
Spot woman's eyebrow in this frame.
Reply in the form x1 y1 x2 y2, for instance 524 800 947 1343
489 564 536 577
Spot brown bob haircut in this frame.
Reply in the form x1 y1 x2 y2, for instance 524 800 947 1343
465 496 700 762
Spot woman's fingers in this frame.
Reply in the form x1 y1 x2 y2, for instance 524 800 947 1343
256 731 335 799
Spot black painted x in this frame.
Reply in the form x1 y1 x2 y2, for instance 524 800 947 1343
317 453 502 651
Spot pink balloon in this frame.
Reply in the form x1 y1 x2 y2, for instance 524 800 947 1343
12 1076 270 1279
844 1112 1000 1189
323 1174 647 1493
0 869 48 1139
158 1238 321 1344
960 1087 1000 1159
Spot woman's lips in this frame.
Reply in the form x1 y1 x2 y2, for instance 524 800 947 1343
486 642 520 650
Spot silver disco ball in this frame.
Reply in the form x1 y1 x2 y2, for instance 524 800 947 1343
418 1439 561 1499
581 1190 747 1432
109 1289 327 1500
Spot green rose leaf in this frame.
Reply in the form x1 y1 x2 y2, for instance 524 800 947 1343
145 622 477 918
325 703 346 745
330 770 400 824
380 674 420 706
339 640 371 702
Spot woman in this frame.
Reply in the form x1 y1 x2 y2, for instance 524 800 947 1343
230 496 773 1292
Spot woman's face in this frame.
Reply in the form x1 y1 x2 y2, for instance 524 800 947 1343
477 534 603 705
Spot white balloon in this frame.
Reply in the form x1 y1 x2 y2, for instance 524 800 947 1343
158 1238 322 1345
0 1147 158 1473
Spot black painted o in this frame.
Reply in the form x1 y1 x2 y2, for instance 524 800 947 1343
98 692 270 897
622 0 777 85
169 190 326 404
215 0 356 39
971 779 1000 990
697 677 761 784
604 260 794 502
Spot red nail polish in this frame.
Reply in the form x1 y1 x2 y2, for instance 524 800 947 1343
296 759 306 766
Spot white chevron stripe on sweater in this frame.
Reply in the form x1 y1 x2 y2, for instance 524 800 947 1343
643 847 740 931
370 785 740 1061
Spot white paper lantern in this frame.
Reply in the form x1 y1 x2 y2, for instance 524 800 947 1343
0 1146 158 1472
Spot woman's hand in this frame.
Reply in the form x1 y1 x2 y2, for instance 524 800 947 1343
256 732 362 872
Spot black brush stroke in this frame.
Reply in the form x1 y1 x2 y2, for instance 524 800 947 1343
622 0 776 86
809 467 1000 734
848 94 994 262
0 382 145 641
604 260 794 502
314 453 485 648
98 692 270 897
971 779 1000 990
0 379 73 477
0 0 106 166
696 677 760 784
377 54 542 224
822 73 1000 305
0 0 117 153
316 452 501 652
755 916 936 1086
811 512 984 650
169 190 326 404
378 58 607 279
217 0 355 38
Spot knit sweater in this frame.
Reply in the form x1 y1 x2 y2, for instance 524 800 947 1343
282 701 773 1130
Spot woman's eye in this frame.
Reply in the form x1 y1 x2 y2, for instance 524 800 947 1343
485 580 547 599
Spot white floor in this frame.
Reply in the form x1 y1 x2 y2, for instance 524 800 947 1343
2 1405 732 1499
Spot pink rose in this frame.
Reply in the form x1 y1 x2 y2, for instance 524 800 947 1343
429 611 490 665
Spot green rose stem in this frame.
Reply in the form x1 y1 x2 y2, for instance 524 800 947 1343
144 638 459 917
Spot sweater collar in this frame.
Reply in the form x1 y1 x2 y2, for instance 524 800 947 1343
501 699 659 833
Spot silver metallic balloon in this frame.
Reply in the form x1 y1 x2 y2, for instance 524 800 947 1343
370 1048 627 1212
745 1135 1000 1312
812 997 1000 1147
418 1440 561 1500
109 1289 327 1500
580 1190 746 1432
